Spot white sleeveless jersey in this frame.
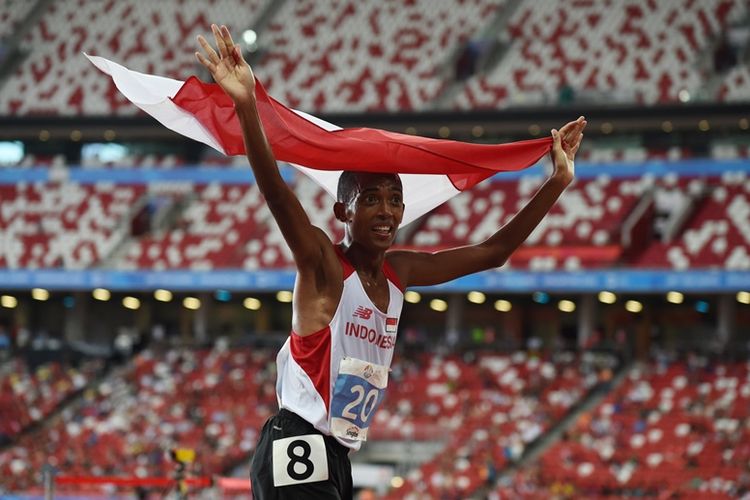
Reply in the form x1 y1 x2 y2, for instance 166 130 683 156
275 247 404 450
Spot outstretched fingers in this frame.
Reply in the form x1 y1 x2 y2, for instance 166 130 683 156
562 118 586 150
197 34 220 67
570 132 583 156
195 50 212 71
558 116 583 138
221 25 236 50
212 24 230 60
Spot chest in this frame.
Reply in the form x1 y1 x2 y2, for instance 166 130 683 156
357 273 390 313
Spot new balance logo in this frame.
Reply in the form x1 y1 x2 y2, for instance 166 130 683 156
353 306 373 320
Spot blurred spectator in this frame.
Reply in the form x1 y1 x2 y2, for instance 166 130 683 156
455 41 481 81
714 34 738 74
0 324 10 357
558 78 576 105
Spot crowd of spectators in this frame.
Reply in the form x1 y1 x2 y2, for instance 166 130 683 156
381 350 617 499
0 355 102 446
0 341 277 493
493 354 750 499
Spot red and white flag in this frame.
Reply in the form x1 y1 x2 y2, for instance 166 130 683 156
85 54 552 226
385 317 398 334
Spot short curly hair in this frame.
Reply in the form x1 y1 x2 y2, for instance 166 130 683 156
336 172 402 205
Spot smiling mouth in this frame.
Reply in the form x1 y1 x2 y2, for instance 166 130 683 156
372 225 393 237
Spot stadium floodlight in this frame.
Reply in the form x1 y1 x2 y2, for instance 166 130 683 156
1 295 17 309
738 291 750 305
183 297 201 310
666 291 684 304
276 291 293 303
92 288 111 301
678 89 691 102
390 476 405 488
404 291 421 304
122 296 140 310
494 299 512 312
558 300 576 313
625 300 643 313
429 299 448 312
242 29 259 53
242 29 257 45
243 297 261 310
0 141 23 165
31 288 49 301
598 291 617 304
467 291 486 304
154 289 173 302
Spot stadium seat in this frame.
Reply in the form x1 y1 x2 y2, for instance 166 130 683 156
0 0 264 115
454 0 748 109
634 174 750 269
256 0 504 112
0 182 145 269
499 359 750 497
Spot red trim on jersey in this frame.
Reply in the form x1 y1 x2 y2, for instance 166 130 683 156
335 244 404 291
382 259 405 292
334 245 356 279
290 326 332 411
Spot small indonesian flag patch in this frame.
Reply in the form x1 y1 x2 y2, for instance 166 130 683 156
385 317 398 334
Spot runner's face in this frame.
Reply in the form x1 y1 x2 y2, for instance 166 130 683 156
348 174 403 250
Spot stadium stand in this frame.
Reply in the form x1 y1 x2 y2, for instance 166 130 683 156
455 0 748 109
496 357 750 498
0 182 144 269
0 347 609 498
0 0 264 115
0 0 748 497
718 64 750 102
116 174 343 270
0 357 101 441
121 183 262 270
0 345 278 492
635 173 750 270
0 0 35 38
379 351 609 499
1 161 747 272
256 0 503 112
409 175 647 270
0 0 746 116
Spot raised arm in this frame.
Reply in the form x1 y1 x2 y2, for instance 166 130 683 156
388 117 587 287
196 25 328 266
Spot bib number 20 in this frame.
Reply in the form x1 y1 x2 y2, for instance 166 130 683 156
272 434 329 487
342 384 380 423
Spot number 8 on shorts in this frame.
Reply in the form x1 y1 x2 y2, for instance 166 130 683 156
272 434 329 487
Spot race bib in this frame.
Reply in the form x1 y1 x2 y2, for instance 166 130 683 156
272 434 329 487
330 357 388 441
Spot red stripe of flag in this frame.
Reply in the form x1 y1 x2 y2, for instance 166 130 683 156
171 77 552 192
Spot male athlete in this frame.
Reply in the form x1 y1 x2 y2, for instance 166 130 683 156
197 25 586 499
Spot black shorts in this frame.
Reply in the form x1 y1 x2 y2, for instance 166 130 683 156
250 409 353 500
